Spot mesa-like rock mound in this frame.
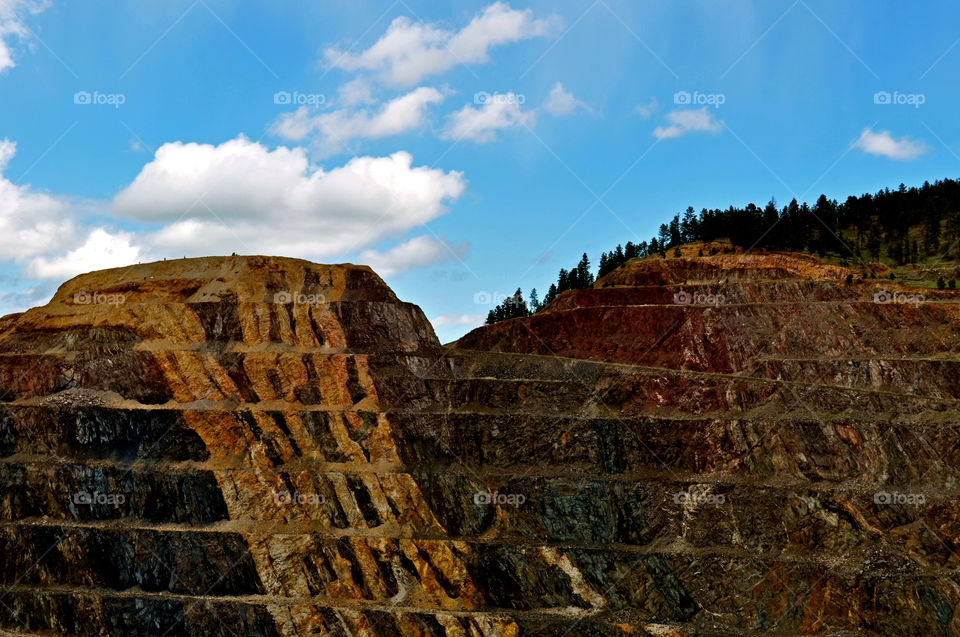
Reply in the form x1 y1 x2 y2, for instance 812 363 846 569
0 252 958 636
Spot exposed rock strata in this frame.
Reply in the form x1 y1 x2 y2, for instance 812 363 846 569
0 253 957 636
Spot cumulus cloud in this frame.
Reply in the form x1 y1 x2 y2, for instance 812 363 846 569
442 93 534 143
325 2 552 86
0 138 76 262
653 107 724 140
358 235 468 276
26 228 141 279
543 82 589 116
430 312 485 328
853 127 928 161
111 136 466 258
0 0 48 72
0 140 139 281
271 86 445 154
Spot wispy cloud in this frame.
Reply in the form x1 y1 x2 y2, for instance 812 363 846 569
431 312 485 328
0 0 49 72
633 97 659 120
325 2 554 86
359 235 468 276
442 93 534 143
271 86 445 154
853 127 928 161
653 107 723 140
543 82 591 116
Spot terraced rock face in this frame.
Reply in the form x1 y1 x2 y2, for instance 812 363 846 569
1 252 959 636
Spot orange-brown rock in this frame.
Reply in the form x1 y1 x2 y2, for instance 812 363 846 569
0 252 958 636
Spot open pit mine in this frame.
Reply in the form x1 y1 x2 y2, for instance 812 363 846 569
0 251 957 636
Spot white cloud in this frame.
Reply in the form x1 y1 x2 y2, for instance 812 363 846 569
543 82 589 116
633 97 659 119
111 136 466 259
0 282 58 313
853 127 928 161
431 312 484 328
0 138 76 262
0 0 48 72
442 93 534 143
0 140 140 281
271 86 445 154
326 2 553 86
26 228 141 279
358 235 468 276
338 77 377 107
653 107 724 140
0 138 15 168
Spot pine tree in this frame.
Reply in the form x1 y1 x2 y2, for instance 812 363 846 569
669 215 681 246
546 283 558 304
658 224 670 248
576 253 593 288
598 253 609 277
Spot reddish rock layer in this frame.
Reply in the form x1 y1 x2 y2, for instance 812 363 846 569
0 253 958 636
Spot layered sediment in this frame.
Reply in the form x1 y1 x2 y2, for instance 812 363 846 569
0 252 957 636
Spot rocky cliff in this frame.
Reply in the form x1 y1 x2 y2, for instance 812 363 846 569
0 252 958 636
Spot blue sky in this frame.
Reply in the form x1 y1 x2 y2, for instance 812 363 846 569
0 0 958 341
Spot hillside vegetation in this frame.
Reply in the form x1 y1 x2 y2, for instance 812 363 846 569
487 177 960 324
